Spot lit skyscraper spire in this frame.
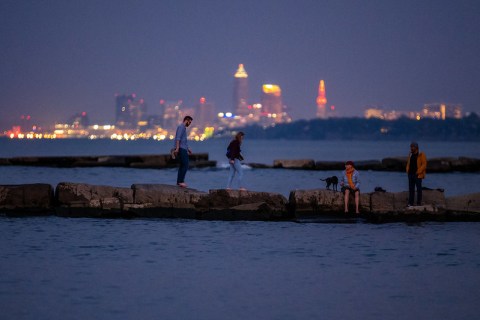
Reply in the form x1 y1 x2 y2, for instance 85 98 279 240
234 63 248 78
261 84 283 123
316 80 327 119
233 64 249 116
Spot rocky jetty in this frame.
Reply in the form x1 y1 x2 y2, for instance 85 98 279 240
272 156 480 172
1 182 479 222
54 183 290 220
273 159 316 169
0 153 216 169
289 188 456 222
1 153 478 172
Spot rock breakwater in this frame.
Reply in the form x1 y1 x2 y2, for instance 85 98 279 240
1 183 479 222
1 153 479 172
0 153 215 169
272 157 480 172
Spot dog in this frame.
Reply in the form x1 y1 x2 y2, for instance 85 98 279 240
320 176 338 191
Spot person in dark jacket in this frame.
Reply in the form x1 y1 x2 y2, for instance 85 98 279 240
226 132 245 190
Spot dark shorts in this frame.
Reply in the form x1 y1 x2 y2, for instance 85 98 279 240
341 186 360 193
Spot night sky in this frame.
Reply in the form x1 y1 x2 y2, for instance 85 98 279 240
1 0 479 128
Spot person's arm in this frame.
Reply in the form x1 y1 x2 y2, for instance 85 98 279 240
174 125 183 152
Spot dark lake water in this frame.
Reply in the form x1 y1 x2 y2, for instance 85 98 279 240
1 138 480 319
1 217 479 320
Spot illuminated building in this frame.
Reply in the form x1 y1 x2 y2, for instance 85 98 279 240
195 97 216 128
422 103 462 120
233 64 249 116
261 84 283 122
68 112 90 128
316 80 327 118
161 100 183 131
364 107 404 120
115 93 147 129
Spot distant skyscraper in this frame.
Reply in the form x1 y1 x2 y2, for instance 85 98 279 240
233 64 249 116
68 111 90 128
316 80 327 118
161 100 182 131
115 93 147 129
195 97 216 128
261 84 283 122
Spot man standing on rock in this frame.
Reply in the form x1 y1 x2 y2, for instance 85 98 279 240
174 116 193 188
406 141 427 206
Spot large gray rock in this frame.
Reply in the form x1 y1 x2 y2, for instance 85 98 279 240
446 193 480 215
355 160 383 171
129 184 207 218
428 158 455 173
450 157 480 172
273 159 316 169
314 161 344 170
0 184 54 214
391 190 446 211
198 189 289 220
129 155 171 168
56 182 133 205
371 191 395 213
366 190 448 222
55 182 134 217
289 189 342 215
0 158 12 165
132 184 207 206
381 157 407 171
289 189 369 216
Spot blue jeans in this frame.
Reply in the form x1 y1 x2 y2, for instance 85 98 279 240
177 148 189 184
227 159 243 189
408 174 422 205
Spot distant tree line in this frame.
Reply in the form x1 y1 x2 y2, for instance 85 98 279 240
233 113 480 141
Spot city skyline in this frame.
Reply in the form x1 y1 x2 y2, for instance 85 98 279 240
1 0 480 129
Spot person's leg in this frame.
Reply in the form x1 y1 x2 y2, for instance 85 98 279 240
355 190 360 213
344 189 350 212
177 148 189 185
416 177 423 205
226 161 236 189
235 159 244 189
408 174 415 206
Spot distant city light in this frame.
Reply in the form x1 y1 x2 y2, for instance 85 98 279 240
1 63 464 141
